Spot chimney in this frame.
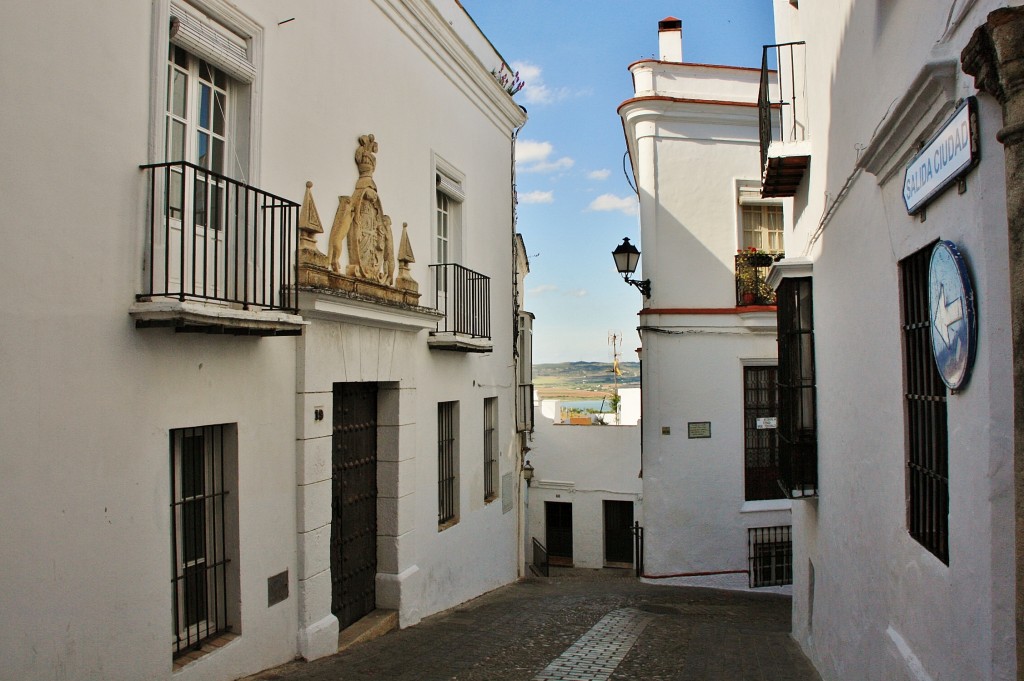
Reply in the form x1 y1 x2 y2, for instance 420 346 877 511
658 17 683 62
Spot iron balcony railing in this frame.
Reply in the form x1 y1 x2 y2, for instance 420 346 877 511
758 41 807 174
516 383 535 433
735 252 783 306
430 263 491 339
140 161 299 312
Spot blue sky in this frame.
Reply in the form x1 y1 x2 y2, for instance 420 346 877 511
458 1 776 364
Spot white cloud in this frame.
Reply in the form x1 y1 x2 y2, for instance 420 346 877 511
588 193 638 215
519 190 554 204
528 284 558 295
516 140 552 164
516 138 574 174
528 157 574 173
513 61 575 106
565 288 589 298
588 169 611 181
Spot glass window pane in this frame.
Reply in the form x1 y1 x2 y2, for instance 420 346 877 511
212 138 224 174
213 91 226 135
171 69 187 119
173 45 189 69
213 66 227 90
168 169 183 219
199 84 211 130
168 119 186 161
196 132 210 168
199 59 213 83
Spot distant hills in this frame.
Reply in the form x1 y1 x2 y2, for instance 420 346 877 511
533 361 640 398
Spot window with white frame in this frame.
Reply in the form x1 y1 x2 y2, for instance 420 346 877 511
160 1 259 181
170 423 238 657
738 184 784 253
433 158 465 295
484 397 498 501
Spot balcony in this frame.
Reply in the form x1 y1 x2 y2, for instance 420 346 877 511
427 263 492 352
735 251 782 306
758 42 809 198
132 161 303 335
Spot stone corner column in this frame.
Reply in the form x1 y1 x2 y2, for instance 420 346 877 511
962 7 1024 680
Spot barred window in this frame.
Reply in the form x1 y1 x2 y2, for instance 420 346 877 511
777 277 817 497
484 397 498 501
170 424 236 657
748 526 793 587
901 245 949 563
744 366 783 500
438 402 459 527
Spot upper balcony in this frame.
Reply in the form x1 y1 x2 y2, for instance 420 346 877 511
427 263 492 352
132 161 304 336
758 42 809 198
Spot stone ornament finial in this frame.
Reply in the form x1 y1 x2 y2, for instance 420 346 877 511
298 180 330 270
396 222 419 294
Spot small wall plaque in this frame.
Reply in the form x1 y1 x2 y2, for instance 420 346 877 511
756 417 777 429
687 421 711 439
268 570 289 607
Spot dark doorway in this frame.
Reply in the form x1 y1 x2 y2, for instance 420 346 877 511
545 501 573 566
603 500 634 566
331 382 378 630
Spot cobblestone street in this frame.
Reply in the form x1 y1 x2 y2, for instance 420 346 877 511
247 569 821 681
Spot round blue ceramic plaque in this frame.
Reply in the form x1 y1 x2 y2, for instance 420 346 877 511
928 240 976 391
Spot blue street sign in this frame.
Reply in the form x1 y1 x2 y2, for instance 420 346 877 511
928 240 977 391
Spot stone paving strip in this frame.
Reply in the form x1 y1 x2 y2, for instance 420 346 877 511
532 607 655 681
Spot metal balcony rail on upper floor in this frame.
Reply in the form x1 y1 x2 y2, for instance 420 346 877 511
758 42 809 197
735 252 783 306
140 161 299 313
430 263 491 339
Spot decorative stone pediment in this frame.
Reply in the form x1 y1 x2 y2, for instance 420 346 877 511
298 134 421 306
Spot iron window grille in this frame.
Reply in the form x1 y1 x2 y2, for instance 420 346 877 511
777 277 817 497
748 525 793 587
744 366 784 501
438 401 458 526
484 397 498 501
901 246 949 564
170 425 231 657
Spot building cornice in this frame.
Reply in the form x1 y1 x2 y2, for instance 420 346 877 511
371 0 527 133
627 58 770 74
618 95 760 115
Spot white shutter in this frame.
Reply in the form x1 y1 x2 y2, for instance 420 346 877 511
436 173 466 203
169 5 256 83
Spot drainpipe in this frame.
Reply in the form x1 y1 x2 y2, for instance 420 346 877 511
961 7 1024 675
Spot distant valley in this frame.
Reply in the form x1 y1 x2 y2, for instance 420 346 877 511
533 361 640 400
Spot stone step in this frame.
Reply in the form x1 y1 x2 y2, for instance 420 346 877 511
337 609 398 653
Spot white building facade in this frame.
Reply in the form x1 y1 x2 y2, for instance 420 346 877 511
618 19 793 591
0 2 530 680
526 398 643 571
763 1 1018 679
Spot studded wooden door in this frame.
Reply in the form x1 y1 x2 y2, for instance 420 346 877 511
331 382 378 630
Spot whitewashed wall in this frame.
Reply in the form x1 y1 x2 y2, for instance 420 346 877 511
620 40 788 591
526 403 642 570
0 1 525 680
771 1 1015 679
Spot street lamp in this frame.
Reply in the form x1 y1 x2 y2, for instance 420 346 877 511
522 460 535 487
612 237 651 298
